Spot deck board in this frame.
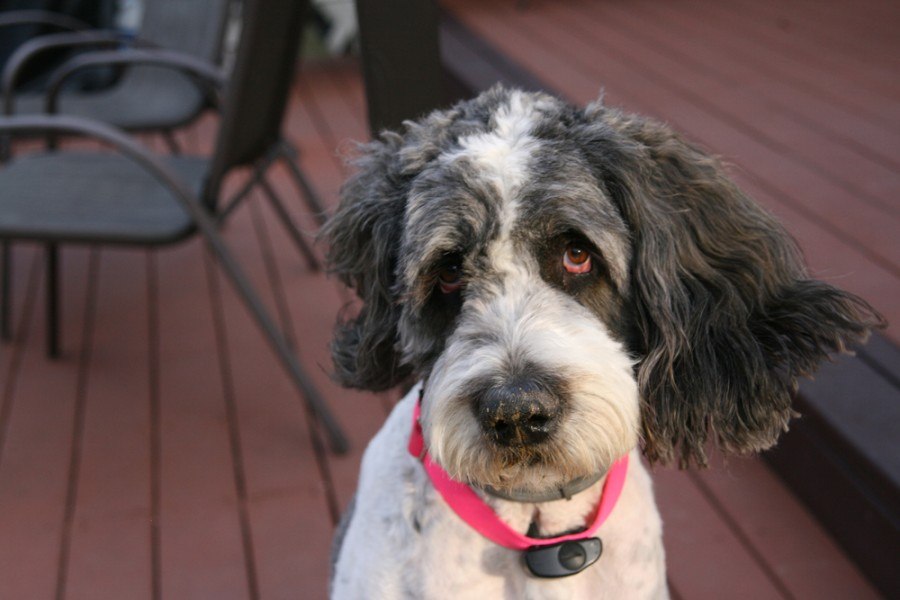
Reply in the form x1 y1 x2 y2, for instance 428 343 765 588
696 454 880 598
583 0 900 200
0 246 80 600
0 5 892 595
208 209 306 599
156 239 250 600
652 466 789 599
290 63 397 513
695 0 899 110
727 0 899 89
63 248 154 600
0 247 37 392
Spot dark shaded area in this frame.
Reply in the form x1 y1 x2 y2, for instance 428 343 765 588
0 0 116 89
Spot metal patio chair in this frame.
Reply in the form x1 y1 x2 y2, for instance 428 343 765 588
1 0 326 213
1 0 231 146
0 0 347 453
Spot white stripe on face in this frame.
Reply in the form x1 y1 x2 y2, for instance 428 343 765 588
450 90 541 240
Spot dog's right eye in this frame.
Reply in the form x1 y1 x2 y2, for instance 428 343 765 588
563 244 592 274
437 264 464 294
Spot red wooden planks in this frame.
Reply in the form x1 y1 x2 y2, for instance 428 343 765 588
62 248 153 600
0 245 39 399
695 454 881 599
0 246 88 600
155 239 250 600
209 192 332 599
652 464 789 599
287 64 397 512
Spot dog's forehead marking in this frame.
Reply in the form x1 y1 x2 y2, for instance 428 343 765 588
445 90 542 241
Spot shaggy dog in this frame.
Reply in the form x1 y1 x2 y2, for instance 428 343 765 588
323 87 882 599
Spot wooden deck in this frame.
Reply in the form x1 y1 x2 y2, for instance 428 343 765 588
0 0 894 597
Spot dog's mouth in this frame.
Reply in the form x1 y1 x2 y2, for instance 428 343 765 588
458 439 605 499
492 442 551 466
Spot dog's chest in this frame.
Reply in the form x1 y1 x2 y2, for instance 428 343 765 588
407 478 665 599
409 486 597 599
332 393 668 599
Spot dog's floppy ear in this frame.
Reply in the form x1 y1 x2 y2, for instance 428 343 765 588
576 103 884 467
320 132 414 391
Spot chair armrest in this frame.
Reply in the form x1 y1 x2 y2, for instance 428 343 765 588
43 48 227 115
1 31 139 114
0 9 92 33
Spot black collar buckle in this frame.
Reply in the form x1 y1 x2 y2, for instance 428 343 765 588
523 537 603 578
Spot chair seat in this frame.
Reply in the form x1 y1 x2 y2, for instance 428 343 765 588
0 151 209 245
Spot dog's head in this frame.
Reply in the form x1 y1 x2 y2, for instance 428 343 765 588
322 87 883 493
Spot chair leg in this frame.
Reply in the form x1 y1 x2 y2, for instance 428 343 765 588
196 212 348 454
46 243 60 358
161 130 182 155
0 135 10 164
258 177 320 272
218 149 279 222
1 241 11 341
279 142 327 226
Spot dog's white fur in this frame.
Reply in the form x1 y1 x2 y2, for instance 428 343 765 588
332 386 667 600
325 88 879 599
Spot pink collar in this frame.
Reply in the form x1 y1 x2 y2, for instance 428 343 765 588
408 398 629 575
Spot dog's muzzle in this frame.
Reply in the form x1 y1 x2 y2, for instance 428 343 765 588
410 393 630 579
473 377 562 447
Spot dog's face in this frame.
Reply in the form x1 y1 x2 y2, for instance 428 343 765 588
399 93 640 491
323 87 881 494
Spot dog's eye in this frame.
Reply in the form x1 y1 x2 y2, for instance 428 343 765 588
437 263 464 294
563 244 592 274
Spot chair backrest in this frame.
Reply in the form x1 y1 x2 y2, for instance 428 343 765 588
139 0 231 62
203 0 309 207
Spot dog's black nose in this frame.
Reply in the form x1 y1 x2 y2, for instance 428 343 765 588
476 379 561 446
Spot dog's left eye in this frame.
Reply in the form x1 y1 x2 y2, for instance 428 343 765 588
563 244 592 274
437 263 464 294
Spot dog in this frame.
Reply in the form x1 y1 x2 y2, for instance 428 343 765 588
322 87 882 599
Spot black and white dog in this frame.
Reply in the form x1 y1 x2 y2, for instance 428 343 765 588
323 87 882 599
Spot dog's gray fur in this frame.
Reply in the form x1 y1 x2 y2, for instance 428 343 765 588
324 86 881 464
322 86 883 597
